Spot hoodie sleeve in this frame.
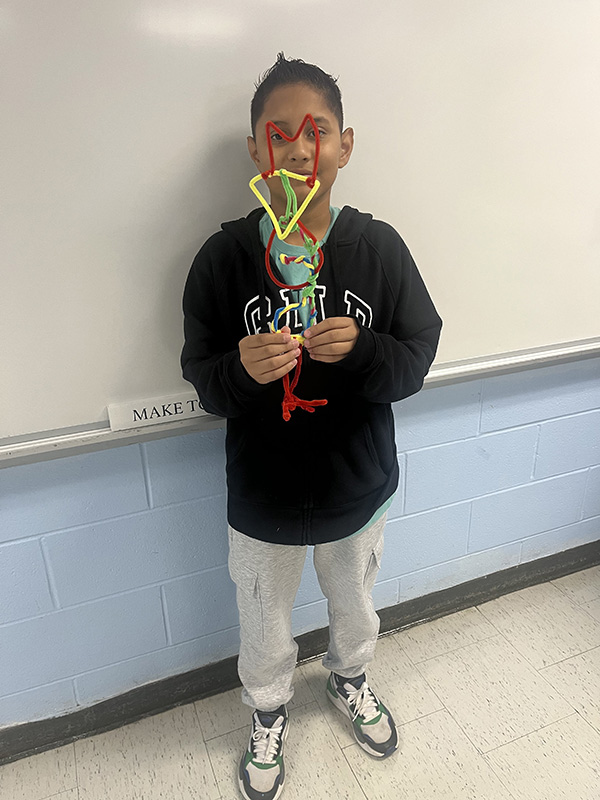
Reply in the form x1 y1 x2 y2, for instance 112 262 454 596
334 225 442 403
180 237 271 418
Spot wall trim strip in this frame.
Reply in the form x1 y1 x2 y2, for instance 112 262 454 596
2 339 599 468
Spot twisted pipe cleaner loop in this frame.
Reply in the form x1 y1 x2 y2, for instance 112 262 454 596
249 114 328 420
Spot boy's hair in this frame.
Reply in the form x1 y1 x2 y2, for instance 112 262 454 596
251 52 344 138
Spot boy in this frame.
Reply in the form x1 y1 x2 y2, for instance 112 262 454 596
181 54 442 800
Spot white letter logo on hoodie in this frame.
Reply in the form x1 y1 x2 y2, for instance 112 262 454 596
344 290 373 328
244 288 372 334
244 295 272 335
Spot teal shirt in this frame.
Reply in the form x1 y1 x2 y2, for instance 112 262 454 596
259 207 395 535
349 493 395 538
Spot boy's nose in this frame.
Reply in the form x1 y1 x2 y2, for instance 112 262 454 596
287 138 311 163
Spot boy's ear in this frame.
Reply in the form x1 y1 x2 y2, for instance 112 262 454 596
338 127 354 169
247 136 260 168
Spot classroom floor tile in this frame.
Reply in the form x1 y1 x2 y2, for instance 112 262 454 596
551 564 600 605
477 581 600 669
540 646 600 733
581 597 600 622
344 709 514 800
0 744 76 800
414 633 573 752
75 704 219 800
485 713 600 800
392 605 497 662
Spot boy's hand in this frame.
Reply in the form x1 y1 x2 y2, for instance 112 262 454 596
303 317 359 363
239 326 300 384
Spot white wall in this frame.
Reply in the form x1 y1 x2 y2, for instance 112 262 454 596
2 0 599 438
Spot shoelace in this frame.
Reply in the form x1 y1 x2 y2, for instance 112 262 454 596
251 716 284 764
345 682 381 723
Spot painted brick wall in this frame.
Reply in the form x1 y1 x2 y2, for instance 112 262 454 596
1 357 599 728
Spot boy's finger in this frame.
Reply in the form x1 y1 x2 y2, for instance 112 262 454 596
305 318 339 333
305 329 356 347
308 342 351 357
265 359 298 381
304 318 357 343
244 331 292 348
254 357 298 384
304 317 352 334
253 344 300 364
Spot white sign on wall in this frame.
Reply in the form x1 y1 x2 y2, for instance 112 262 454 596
108 393 207 431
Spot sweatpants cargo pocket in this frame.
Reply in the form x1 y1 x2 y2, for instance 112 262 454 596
363 534 384 590
228 530 265 642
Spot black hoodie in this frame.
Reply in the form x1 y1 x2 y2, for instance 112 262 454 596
181 206 442 545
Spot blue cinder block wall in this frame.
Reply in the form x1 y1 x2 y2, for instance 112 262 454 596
1 357 599 728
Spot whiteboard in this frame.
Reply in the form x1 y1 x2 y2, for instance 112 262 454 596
2 0 599 442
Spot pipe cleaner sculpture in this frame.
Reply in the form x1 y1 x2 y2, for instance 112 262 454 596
249 114 328 421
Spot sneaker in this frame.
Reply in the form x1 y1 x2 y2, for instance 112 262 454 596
239 705 288 800
326 672 398 758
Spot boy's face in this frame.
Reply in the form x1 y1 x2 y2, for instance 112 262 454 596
247 83 354 215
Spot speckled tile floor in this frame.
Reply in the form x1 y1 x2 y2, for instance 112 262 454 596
2 566 599 800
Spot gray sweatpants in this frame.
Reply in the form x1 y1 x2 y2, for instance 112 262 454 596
227 514 386 712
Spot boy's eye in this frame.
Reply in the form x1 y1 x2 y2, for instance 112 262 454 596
269 129 325 142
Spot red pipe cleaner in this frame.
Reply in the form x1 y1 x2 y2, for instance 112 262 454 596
264 226 324 291
263 114 321 189
281 347 328 422
261 114 327 420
